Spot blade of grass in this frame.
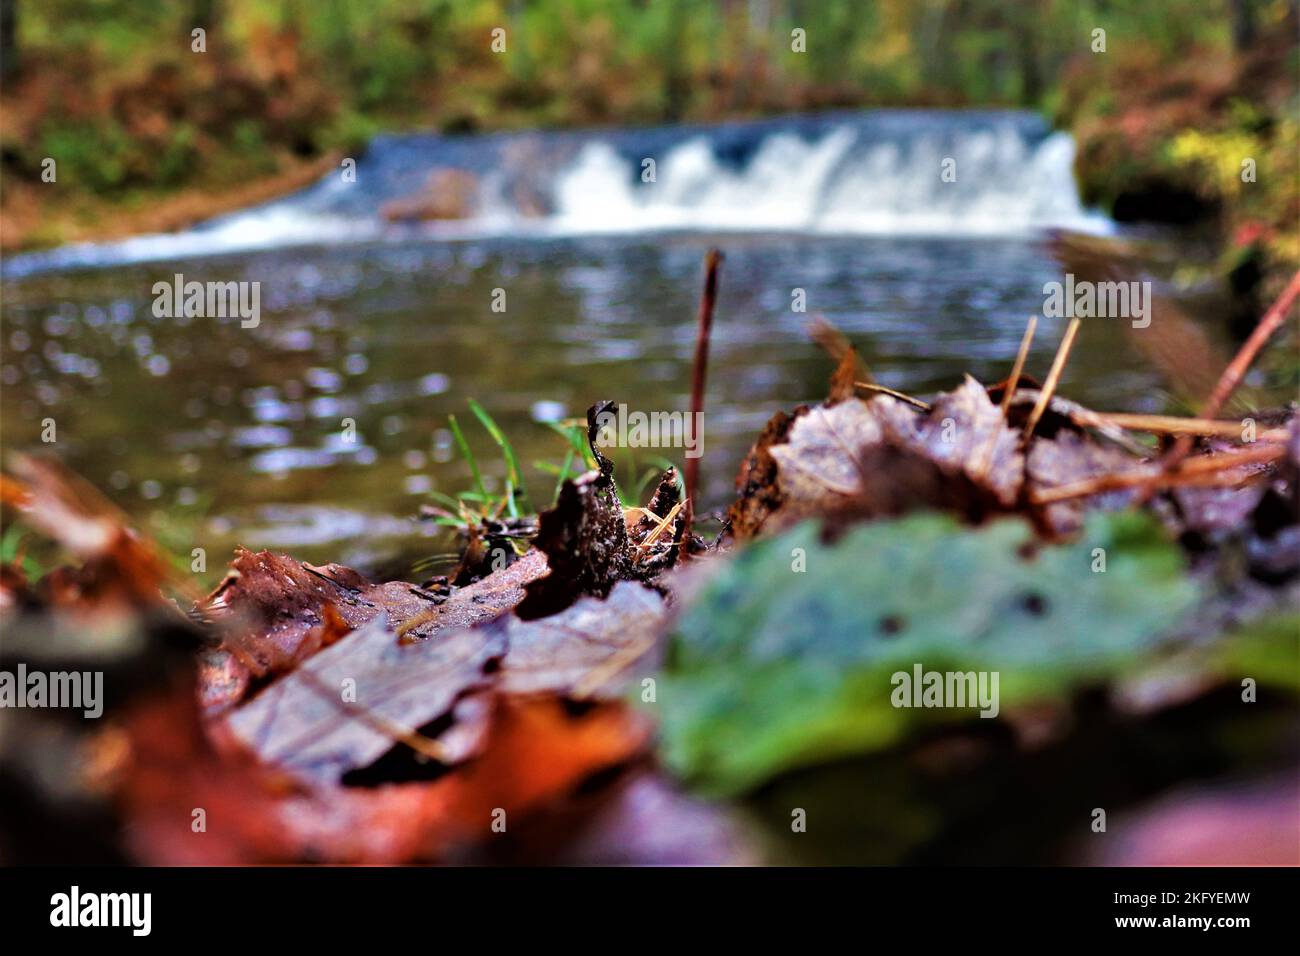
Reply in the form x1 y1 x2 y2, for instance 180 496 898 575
546 420 595 469
448 413 486 499
551 448 575 503
469 399 530 514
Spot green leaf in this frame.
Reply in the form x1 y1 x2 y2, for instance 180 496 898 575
654 511 1199 796
1210 612 1300 692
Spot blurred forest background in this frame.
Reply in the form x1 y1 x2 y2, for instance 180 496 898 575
1 0 1297 281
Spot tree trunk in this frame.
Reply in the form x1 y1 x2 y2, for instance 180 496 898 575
1230 0 1257 52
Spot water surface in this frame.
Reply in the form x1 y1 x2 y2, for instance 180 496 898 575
0 111 1212 574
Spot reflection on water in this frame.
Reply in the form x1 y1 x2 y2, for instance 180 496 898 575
1 232 1204 574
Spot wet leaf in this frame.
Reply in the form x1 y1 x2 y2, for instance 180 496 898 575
655 511 1199 796
198 547 548 708
726 406 800 539
735 377 1026 537
224 579 667 786
224 614 503 786
1027 428 1143 536
122 681 648 864
500 581 668 698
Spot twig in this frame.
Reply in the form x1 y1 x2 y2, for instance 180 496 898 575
1200 269 1300 421
1001 315 1038 415
1075 411 1287 441
636 500 684 552
1031 443 1283 504
970 315 1042 480
1157 269 1300 478
1005 389 1149 456
853 381 931 411
1023 317 1081 440
684 249 723 535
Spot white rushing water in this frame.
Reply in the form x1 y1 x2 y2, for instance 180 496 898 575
4 111 1110 277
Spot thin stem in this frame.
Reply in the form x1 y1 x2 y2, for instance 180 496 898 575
1023 317 1081 440
853 381 931 411
684 249 723 530
1001 315 1038 416
1144 268 1300 497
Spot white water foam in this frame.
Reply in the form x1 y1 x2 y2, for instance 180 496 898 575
4 118 1109 276
547 126 1104 236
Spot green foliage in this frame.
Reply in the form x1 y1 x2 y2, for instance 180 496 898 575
1211 612 1300 693
534 420 595 503
0 520 46 580
654 511 1200 796
8 0 1249 201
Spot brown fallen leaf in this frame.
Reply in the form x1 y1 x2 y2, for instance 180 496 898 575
224 576 667 787
733 377 1026 537
117 677 306 865
876 375 1024 508
270 695 652 863
198 547 548 710
120 672 649 864
223 614 503 786
1027 428 1143 536
1 455 186 613
500 581 668 699
727 406 802 539
765 398 890 524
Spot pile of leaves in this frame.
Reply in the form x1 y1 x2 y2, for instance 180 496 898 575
2 304 1297 864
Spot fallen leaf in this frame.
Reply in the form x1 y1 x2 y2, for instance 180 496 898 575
500 581 668 698
223 578 667 786
121 673 649 864
1027 428 1143 535
224 614 502 786
737 377 1026 536
726 406 800 539
270 696 651 863
657 511 1198 796
198 547 548 709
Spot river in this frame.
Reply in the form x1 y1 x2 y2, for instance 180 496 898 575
0 110 1213 574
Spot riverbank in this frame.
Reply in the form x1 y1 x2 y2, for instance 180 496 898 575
1059 17 1298 300
1 152 340 253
